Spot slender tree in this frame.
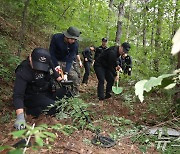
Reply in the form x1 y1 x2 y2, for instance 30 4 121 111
150 2 156 52
115 1 124 45
142 0 148 55
154 0 164 72
106 0 114 39
126 0 132 42
17 0 30 57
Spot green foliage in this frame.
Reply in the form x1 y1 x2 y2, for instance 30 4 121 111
104 115 133 126
135 72 178 102
131 132 180 154
11 124 56 147
0 36 21 82
48 97 91 129
8 149 23 154
0 123 76 153
1 0 178 82
0 112 11 123
131 133 158 153
104 115 138 140
51 123 77 135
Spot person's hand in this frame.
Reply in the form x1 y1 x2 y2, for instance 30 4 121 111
92 61 94 66
115 70 120 81
55 66 61 72
116 65 123 72
116 65 121 71
79 61 83 67
85 58 88 62
63 74 68 81
14 113 26 130
56 76 63 82
55 66 64 77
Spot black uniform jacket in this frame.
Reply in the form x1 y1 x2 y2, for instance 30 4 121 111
94 45 107 61
82 47 93 63
13 59 59 110
94 46 120 76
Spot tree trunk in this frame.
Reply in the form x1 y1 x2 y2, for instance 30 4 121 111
142 0 148 55
154 0 164 72
61 5 71 18
178 53 180 69
106 0 114 39
173 0 180 105
89 0 93 22
115 2 124 45
150 4 156 52
17 0 30 57
126 0 132 42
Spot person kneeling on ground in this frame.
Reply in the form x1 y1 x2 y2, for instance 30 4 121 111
13 48 66 130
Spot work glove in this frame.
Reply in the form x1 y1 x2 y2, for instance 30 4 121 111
55 66 61 72
14 113 26 130
116 65 123 73
63 74 68 81
79 61 83 67
55 66 64 77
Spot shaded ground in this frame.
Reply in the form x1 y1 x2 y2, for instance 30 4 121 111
0 75 160 154
0 15 171 154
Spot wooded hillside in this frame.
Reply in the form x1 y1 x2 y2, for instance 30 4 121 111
0 0 179 153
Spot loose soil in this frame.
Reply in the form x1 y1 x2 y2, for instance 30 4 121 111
0 75 159 154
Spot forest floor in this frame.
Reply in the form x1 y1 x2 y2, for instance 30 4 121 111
0 15 179 154
0 75 160 154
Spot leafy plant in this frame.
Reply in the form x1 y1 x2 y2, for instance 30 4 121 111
0 36 21 82
135 71 179 102
47 97 91 129
103 115 138 140
0 123 76 153
104 115 133 127
0 112 11 123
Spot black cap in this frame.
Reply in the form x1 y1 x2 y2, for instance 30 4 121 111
63 26 81 40
122 42 131 53
31 48 51 72
102 37 108 42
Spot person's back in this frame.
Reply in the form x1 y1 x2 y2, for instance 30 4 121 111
94 46 119 76
94 38 108 61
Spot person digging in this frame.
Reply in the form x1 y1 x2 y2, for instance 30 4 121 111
93 42 131 106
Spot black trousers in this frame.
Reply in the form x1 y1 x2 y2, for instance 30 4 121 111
94 65 115 100
24 87 66 117
82 61 91 84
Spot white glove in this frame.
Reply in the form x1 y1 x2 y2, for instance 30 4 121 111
55 66 61 72
63 74 68 81
119 67 123 73
14 113 26 130
79 61 83 67
92 61 94 66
